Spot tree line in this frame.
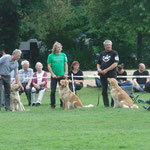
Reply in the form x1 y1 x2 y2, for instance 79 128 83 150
0 0 150 70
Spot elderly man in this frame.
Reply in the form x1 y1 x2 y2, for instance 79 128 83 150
0 49 21 111
97 40 119 107
132 63 149 92
19 60 33 106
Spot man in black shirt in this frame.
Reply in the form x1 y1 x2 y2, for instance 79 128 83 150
97 40 119 107
132 63 149 92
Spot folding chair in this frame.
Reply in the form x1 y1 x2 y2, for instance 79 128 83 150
121 85 139 103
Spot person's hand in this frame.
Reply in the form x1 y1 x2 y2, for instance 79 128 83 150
64 74 67 78
98 69 103 74
0 74 1 79
52 74 57 78
26 85 30 89
102 69 108 75
74 80 79 84
34 84 40 89
68 79 72 83
21 86 24 91
121 80 125 83
136 85 141 90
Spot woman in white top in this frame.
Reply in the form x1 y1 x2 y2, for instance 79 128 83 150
32 62 47 106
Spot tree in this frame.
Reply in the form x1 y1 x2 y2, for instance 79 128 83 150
0 0 21 53
85 0 150 68
19 0 95 70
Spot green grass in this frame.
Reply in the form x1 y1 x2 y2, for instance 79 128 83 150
0 88 150 150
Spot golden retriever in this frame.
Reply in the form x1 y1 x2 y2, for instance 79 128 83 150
107 78 139 109
59 80 94 110
10 84 25 111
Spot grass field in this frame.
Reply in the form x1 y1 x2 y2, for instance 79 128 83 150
0 87 150 150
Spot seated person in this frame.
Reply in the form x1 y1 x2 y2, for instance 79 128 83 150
19 60 33 106
32 62 47 106
68 61 83 93
117 63 132 86
132 63 149 92
94 72 101 87
87 71 101 88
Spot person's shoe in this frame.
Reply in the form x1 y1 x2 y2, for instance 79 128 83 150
145 100 150 104
32 103 36 106
138 99 145 103
143 105 150 111
51 106 55 110
36 103 40 106
1 104 5 107
5 108 12 112
28 102 31 106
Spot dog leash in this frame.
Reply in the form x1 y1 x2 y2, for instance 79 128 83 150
97 87 100 106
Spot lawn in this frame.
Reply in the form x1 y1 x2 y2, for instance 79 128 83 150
0 87 150 150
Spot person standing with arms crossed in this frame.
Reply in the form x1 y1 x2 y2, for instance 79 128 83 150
97 40 119 107
47 41 68 109
0 49 21 111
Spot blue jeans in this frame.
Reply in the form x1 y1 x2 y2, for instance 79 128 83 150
133 84 145 92
95 78 101 87
50 77 64 108
117 80 132 86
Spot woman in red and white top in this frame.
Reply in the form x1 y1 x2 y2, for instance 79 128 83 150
32 62 47 106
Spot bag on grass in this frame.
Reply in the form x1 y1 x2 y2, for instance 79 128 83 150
145 82 150 92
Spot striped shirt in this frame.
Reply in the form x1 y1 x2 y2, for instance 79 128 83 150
19 68 33 83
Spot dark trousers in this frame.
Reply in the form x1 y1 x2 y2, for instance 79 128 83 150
50 77 64 108
19 83 31 105
0 75 11 110
100 75 114 107
69 82 83 93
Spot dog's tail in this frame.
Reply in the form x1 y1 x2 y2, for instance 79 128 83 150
83 104 94 108
131 104 139 109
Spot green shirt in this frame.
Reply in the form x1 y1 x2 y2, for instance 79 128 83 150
47 52 68 76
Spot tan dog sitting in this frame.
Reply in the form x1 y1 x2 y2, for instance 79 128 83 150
10 84 25 111
107 78 139 109
59 80 94 110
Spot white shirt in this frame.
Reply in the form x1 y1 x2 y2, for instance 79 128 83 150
37 71 44 84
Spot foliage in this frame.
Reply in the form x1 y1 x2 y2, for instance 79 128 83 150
0 0 21 53
1 0 150 69
85 0 150 67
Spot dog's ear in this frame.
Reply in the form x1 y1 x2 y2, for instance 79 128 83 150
60 80 65 85
65 80 69 84
11 84 20 91
107 78 111 84
59 80 62 85
64 80 69 86
110 78 118 86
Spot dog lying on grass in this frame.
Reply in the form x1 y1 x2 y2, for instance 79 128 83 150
10 83 25 111
59 80 94 110
107 78 139 109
